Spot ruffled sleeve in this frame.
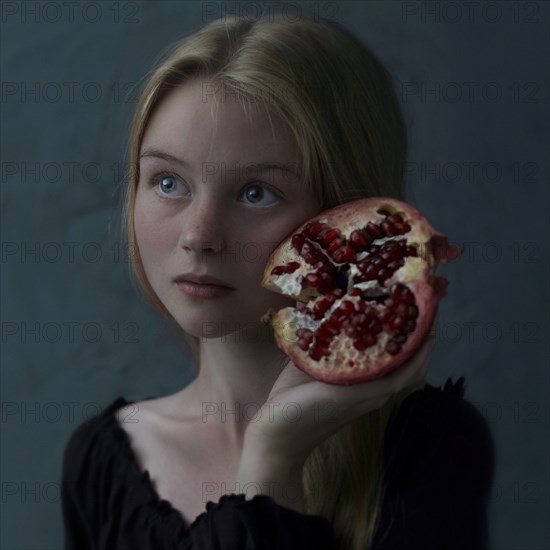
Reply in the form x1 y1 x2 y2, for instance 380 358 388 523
60 396 338 550
372 377 496 550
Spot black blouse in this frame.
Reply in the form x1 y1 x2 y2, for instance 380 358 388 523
60 377 495 549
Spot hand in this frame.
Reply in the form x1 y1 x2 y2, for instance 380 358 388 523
245 328 437 466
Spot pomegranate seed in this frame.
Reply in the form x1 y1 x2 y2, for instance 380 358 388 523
333 245 356 264
395 303 409 316
388 213 404 224
382 222 400 236
392 333 407 344
338 301 355 316
305 273 322 286
298 338 310 351
353 339 368 351
313 299 331 316
345 325 358 338
349 229 372 251
391 283 404 297
318 228 341 246
394 222 411 234
355 301 366 313
377 269 389 283
370 320 382 334
321 321 340 336
314 262 332 274
327 237 344 255
291 234 306 252
365 265 378 280
358 260 370 273
407 305 419 318
350 288 362 296
387 260 403 271
310 343 330 360
304 221 325 238
392 316 406 329
298 328 314 341
271 261 300 275
366 222 384 239
361 333 377 348
405 245 418 257
385 341 401 355
403 319 416 333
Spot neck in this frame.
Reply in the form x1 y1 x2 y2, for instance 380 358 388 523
174 323 289 445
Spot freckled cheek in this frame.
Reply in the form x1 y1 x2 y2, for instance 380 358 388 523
133 201 171 272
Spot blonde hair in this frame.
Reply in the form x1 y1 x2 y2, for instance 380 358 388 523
121 14 419 550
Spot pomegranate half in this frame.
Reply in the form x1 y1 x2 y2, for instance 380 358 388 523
260 198 462 385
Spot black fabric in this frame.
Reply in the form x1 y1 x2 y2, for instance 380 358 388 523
60 377 495 549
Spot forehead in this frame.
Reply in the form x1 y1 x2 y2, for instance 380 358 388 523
141 79 301 169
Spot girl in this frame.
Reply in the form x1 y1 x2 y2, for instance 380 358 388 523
61 14 495 550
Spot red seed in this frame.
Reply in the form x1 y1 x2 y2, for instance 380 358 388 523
385 341 401 355
327 237 344 255
313 299 331 316
407 305 419 318
392 316 405 329
304 221 325 237
312 343 330 357
370 320 382 334
366 222 384 239
353 339 368 351
391 283 404 297
395 303 409 316
291 234 306 252
361 333 377 348
345 325 358 338
358 260 370 273
377 268 389 282
394 222 411 234
298 338 310 351
318 228 341 246
321 321 339 336
387 260 403 271
271 261 300 275
388 213 404 224
338 301 355 316
382 222 400 237
349 229 372 251
403 319 416 333
332 245 356 264
392 333 407 344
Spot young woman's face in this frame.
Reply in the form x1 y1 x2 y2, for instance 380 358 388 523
134 79 322 338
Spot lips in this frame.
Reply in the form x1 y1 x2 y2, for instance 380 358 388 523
173 273 233 288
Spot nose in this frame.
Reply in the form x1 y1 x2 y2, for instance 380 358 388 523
178 195 226 256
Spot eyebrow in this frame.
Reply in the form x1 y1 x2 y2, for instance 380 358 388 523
139 149 301 178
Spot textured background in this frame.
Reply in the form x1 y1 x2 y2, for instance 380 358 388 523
1 1 548 549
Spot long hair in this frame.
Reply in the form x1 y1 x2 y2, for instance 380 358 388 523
121 14 419 550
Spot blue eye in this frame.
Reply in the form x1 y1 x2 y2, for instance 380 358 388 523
159 174 185 195
147 171 282 206
240 183 280 206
